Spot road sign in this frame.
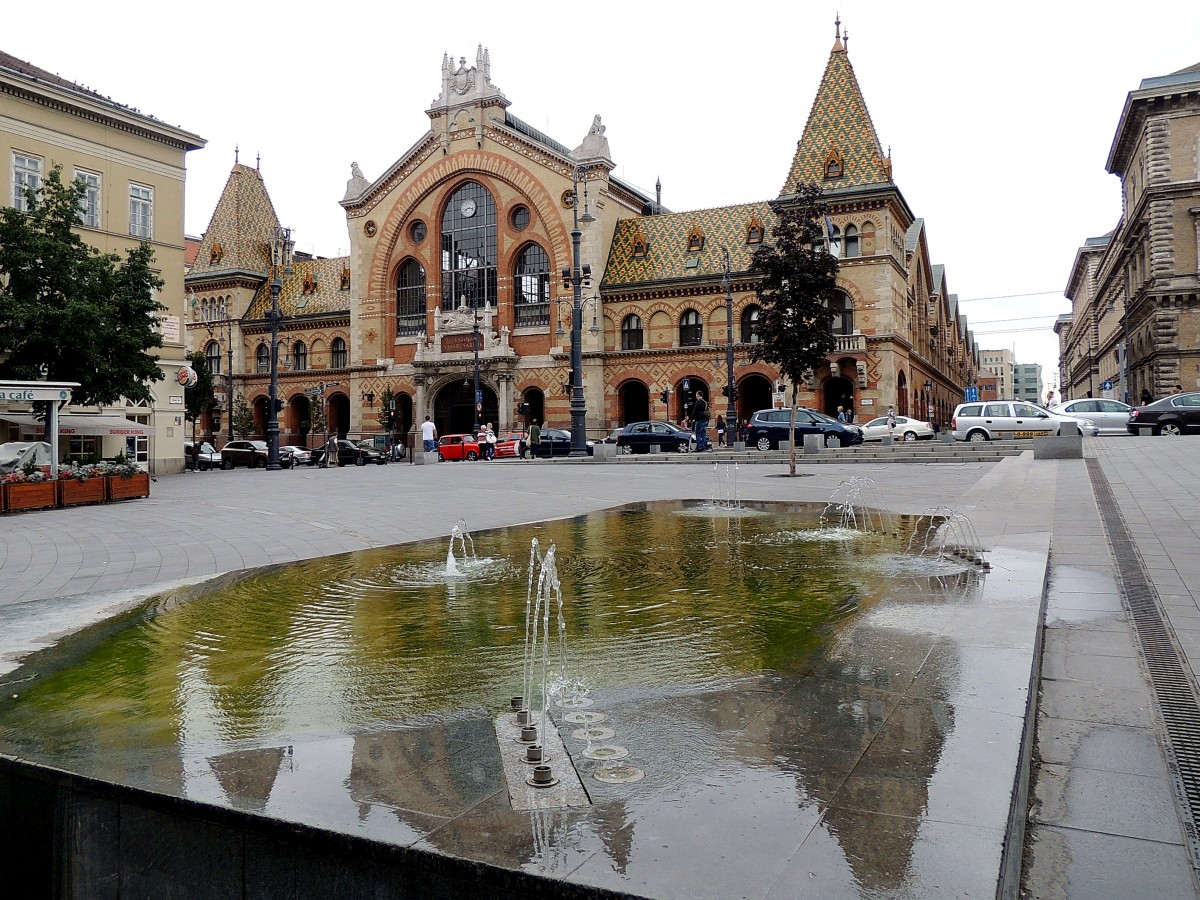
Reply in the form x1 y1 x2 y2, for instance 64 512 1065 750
475 390 483 404
1101 380 1114 391
964 386 979 402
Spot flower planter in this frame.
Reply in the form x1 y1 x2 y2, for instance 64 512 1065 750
58 477 107 507
105 472 150 501
4 481 58 512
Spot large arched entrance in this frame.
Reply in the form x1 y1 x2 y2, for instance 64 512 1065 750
328 393 350 438
288 394 312 447
896 372 908 416
521 388 546 430
736 374 774 425
435 380 498 435
823 375 855 420
675 375 710 424
618 380 650 425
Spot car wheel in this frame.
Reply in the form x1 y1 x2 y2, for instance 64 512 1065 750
755 436 772 451
619 444 634 455
1160 423 1182 436
354 455 366 466
967 430 989 443
903 431 918 442
221 459 234 470
466 450 478 461
677 441 691 453
437 452 445 462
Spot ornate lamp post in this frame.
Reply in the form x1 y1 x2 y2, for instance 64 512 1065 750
721 248 737 428
561 166 595 456
267 225 293 471
473 310 482 433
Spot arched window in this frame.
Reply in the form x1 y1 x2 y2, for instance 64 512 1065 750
680 309 702 347
441 182 497 309
843 224 859 258
292 341 307 372
205 340 221 375
828 291 852 335
395 259 427 336
861 221 876 255
331 337 347 369
255 344 270 373
514 244 550 328
741 305 762 343
825 149 844 179
621 314 644 351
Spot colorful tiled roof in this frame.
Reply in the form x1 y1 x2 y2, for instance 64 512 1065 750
780 43 889 196
188 164 280 279
602 202 775 287
245 255 352 320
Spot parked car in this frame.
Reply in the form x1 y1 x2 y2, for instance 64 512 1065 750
1127 392 1200 435
494 432 528 459
354 440 390 464
312 439 388 466
527 427 594 457
746 408 864 450
859 416 934 442
1050 399 1132 435
613 421 697 454
280 445 313 466
184 440 222 471
951 401 1089 442
219 440 293 469
437 434 481 461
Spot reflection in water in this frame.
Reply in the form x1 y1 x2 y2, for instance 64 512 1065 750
0 500 989 896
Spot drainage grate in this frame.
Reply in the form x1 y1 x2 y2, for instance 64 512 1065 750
1088 457 1200 869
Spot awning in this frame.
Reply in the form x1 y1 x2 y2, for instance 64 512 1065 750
0 413 155 436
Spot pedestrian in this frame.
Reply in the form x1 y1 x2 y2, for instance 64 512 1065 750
738 418 748 444
529 419 541 458
420 416 437 457
1172 384 1183 394
692 391 710 451
1141 388 1153 406
323 433 338 468
715 414 726 447
484 423 497 460
886 405 897 435
836 405 847 424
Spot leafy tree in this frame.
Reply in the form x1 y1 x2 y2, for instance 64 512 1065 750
231 393 255 438
748 183 840 475
184 351 216 432
0 166 166 407
377 386 396 433
308 396 326 447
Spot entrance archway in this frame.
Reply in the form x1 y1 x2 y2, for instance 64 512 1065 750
618 381 650 425
736 374 773 425
675 376 710 423
288 395 312 447
896 371 908 416
435 380 498 435
521 388 545 430
823 376 855 420
328 393 350 438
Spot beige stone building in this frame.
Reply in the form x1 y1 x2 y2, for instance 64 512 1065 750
1062 62 1200 403
186 27 977 449
0 51 205 472
980 349 1015 400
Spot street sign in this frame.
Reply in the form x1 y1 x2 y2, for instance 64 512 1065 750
475 390 483 404
1101 380 1114 391
964 386 979 402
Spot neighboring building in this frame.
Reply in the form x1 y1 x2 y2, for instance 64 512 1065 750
1013 362 1043 404
1062 62 1200 403
980 349 1015 399
187 26 978 448
977 374 1000 402
0 51 205 472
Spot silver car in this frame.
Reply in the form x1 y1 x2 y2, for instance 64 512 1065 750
1050 399 1131 435
951 401 1090 442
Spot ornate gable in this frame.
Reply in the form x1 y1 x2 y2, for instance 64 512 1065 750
780 19 890 197
189 162 280 278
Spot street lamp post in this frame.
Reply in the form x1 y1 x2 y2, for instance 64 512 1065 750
721 248 737 429
563 166 595 457
267 225 293 471
473 311 482 434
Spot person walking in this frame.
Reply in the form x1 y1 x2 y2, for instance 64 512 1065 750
1140 388 1153 406
323 433 338 468
715 414 726 447
886 405 897 437
484 423 497 460
420 416 437 458
528 420 541 458
692 391 710 452
836 406 847 424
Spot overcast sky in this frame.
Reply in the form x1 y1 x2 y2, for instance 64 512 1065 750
14 0 1200 390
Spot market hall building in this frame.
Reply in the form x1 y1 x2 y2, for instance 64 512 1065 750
185 27 979 448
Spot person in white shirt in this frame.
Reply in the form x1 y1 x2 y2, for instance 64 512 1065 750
420 416 437 454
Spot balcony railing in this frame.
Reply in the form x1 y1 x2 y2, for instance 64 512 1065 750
835 334 867 352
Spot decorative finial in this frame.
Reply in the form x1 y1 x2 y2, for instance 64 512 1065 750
843 27 849 50
234 144 239 164
832 13 845 51
256 152 260 171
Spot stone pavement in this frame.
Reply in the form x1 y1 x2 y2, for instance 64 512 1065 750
1 443 1198 897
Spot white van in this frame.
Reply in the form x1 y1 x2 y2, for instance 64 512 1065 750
951 401 1090 442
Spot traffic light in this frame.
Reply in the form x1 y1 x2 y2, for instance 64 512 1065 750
518 402 530 416
660 390 669 404
274 398 283 413
721 385 729 397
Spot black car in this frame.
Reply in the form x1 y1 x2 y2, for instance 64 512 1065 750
745 408 865 450
528 428 594 457
219 440 293 469
614 421 697 454
1127 392 1200 435
312 439 389 466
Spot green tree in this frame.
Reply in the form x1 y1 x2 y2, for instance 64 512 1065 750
231 393 255 438
748 184 840 475
0 166 166 407
308 396 326 447
377 386 396 433
184 351 216 432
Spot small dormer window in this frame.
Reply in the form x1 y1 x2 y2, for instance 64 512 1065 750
632 225 649 258
340 268 351 291
209 242 223 264
825 149 844 180
687 224 704 252
746 216 764 244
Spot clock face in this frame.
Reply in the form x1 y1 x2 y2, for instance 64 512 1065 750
460 198 477 218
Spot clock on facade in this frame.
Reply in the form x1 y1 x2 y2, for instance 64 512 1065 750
460 198 477 218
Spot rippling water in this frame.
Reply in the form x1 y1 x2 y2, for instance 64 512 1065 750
0 500 921 767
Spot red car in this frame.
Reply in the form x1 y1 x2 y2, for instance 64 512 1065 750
493 432 528 459
437 434 480 461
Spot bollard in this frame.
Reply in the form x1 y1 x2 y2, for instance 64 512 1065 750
803 434 823 455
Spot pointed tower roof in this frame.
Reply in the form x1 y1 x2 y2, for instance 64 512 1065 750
188 162 281 279
780 21 891 197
